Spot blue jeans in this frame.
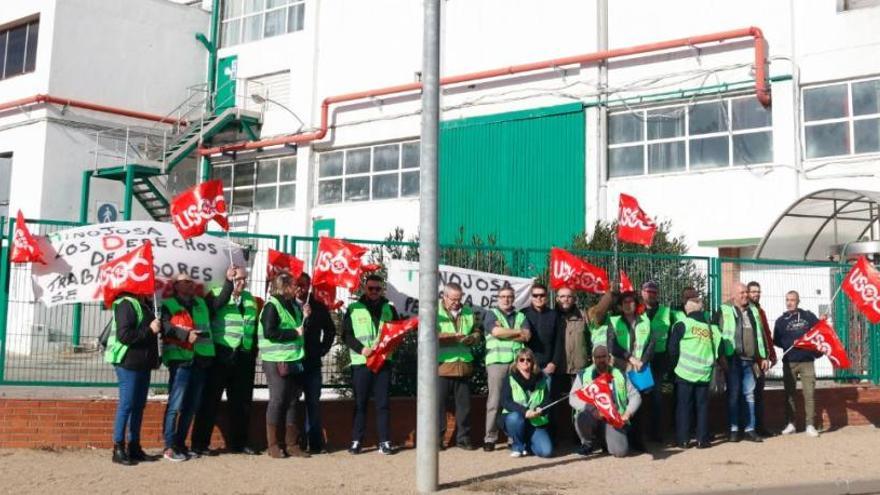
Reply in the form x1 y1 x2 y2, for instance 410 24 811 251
163 363 208 449
726 357 756 432
503 412 553 458
302 366 324 450
113 367 151 444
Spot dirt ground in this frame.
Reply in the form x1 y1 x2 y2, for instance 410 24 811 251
2 425 880 494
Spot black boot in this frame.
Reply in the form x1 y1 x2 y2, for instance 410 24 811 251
112 442 135 466
127 442 155 462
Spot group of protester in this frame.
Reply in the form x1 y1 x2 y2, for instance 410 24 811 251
105 266 823 465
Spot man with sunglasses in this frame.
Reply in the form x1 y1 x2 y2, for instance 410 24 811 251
522 283 565 440
481 286 531 452
191 266 258 457
437 282 480 450
342 274 400 455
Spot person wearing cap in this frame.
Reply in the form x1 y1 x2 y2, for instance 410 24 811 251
191 266 260 456
668 293 722 449
570 345 641 457
605 290 654 451
746 281 777 438
640 280 672 444
160 268 235 462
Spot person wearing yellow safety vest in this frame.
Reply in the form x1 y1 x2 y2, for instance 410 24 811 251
605 290 655 452
105 292 164 466
259 272 311 459
342 274 400 456
481 286 532 452
714 282 768 443
192 266 260 456
160 271 232 462
499 348 553 458
668 293 722 449
437 282 481 450
640 280 672 444
569 345 642 458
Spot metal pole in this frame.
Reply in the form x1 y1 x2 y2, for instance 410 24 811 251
596 0 609 222
416 0 440 492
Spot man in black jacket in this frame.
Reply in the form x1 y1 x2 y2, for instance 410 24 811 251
774 290 821 438
296 272 336 453
522 283 565 437
342 274 400 455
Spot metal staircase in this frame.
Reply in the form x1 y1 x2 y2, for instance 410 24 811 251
83 81 265 222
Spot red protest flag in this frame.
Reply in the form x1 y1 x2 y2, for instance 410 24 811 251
619 269 634 292
549 247 609 294
266 249 305 280
793 319 851 369
366 317 419 373
618 193 657 246
170 179 229 239
842 256 880 324
574 372 626 429
312 283 343 310
10 210 45 264
95 240 156 309
313 237 369 291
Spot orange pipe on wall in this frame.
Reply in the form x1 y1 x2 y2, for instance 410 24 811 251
199 26 770 156
0 94 184 125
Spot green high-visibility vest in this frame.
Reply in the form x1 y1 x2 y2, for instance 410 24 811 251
348 301 394 366
437 305 475 363
582 365 628 415
503 374 550 427
104 296 143 365
162 297 214 364
485 309 526 365
672 308 712 324
648 305 672 353
674 317 722 383
609 314 652 361
210 287 258 351
719 304 766 358
258 296 305 362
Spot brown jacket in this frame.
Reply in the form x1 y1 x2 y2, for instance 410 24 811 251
562 308 590 374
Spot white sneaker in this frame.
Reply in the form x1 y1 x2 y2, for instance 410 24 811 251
509 451 523 458
781 423 796 435
805 426 819 438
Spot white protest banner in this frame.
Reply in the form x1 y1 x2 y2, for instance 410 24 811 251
31 221 246 306
385 259 533 318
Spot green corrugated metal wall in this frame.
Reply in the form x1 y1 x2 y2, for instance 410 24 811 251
439 103 585 258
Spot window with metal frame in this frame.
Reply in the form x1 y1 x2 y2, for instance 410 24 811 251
212 155 297 211
221 0 305 48
803 77 880 159
316 141 420 205
607 95 773 178
0 18 39 81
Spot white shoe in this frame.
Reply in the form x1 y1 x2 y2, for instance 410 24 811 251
805 426 819 438
781 423 796 435
509 451 523 458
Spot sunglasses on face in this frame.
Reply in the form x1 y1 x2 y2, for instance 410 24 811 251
366 286 383 292
517 358 533 363
531 293 547 298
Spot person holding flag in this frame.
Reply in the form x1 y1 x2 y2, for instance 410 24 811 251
667 293 722 449
259 272 311 459
437 282 481 451
570 345 641 458
499 348 553 458
191 266 261 456
342 274 400 456
715 282 768 443
773 291 821 438
481 286 532 452
160 269 234 462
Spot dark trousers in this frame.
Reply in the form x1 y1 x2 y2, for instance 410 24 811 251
627 392 649 451
439 375 471 444
675 378 710 444
302 365 325 450
754 372 767 432
351 364 391 444
649 352 668 442
263 360 305 426
191 349 256 451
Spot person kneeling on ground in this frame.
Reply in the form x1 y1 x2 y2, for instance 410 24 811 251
570 345 641 458
499 348 553 458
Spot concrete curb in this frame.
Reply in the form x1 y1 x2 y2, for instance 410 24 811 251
671 478 880 495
